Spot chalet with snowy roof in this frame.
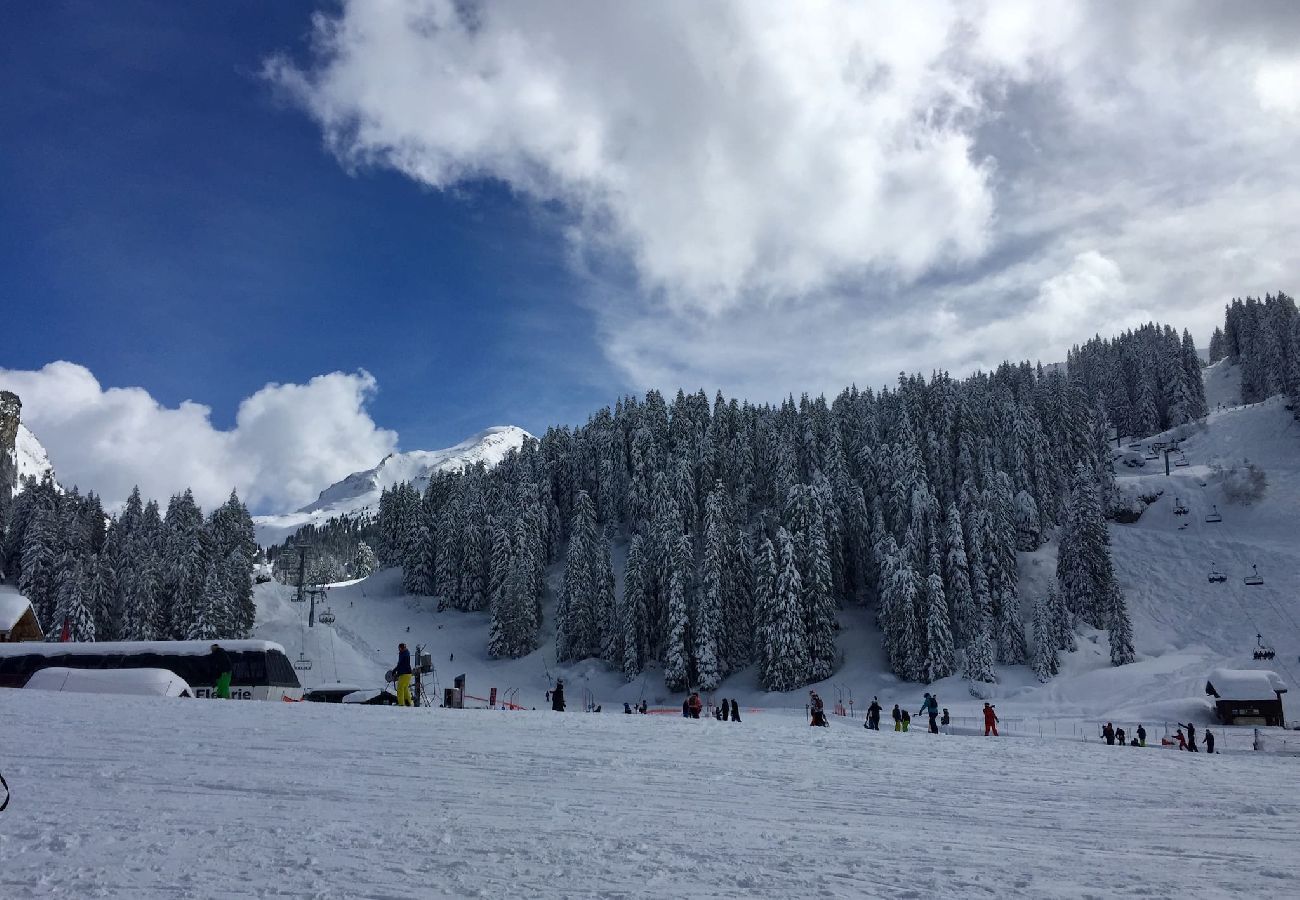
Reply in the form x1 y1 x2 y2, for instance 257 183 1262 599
1205 668 1287 727
0 585 43 643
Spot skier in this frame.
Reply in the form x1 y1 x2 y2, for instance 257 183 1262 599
1102 722 1115 745
1204 729 1215 754
919 693 939 734
866 697 882 730
209 643 233 699
392 643 414 707
1136 724 1147 747
1184 722 1198 752
551 679 566 712
730 698 740 722
688 692 702 719
901 709 911 732
1116 727 1126 746
982 703 999 736
892 704 903 732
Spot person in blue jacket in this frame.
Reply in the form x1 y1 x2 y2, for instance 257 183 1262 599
919 692 939 733
394 642 413 707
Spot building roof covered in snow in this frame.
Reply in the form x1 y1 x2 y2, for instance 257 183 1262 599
0 638 285 658
24 666 192 697
1206 668 1288 701
0 584 42 641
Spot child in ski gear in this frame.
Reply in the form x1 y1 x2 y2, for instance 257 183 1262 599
1204 729 1215 753
867 697 882 730
1116 727 1126 746
1136 724 1146 747
941 708 950 727
983 703 999 736
551 680 566 712
624 702 633 714
901 709 911 732
394 643 413 707
682 698 691 718
1175 729 1187 750
892 704 903 731
209 644 233 699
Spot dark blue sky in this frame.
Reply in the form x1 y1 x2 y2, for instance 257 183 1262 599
0 1 621 449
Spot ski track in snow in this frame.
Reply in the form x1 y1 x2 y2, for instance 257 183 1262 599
2 688 1299 899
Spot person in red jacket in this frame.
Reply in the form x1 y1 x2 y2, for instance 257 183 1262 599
983 702 999 736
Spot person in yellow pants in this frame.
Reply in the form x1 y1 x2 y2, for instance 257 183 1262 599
395 642 413 707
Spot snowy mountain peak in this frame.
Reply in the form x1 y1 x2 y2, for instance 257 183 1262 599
254 425 530 545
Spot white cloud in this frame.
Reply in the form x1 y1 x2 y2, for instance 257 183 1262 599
271 1 1300 397
0 363 397 514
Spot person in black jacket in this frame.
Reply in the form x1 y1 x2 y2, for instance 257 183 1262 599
730 698 740 722
394 643 413 707
1102 722 1116 745
551 680 566 712
209 644 233 699
866 697 882 730
1203 729 1215 754
892 704 903 731
1184 722 1198 752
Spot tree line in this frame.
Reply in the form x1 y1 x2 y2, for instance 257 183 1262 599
2 477 257 643
1208 292 1300 406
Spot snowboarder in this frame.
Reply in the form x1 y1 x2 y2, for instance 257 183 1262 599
1102 722 1115 745
892 704 903 732
866 697 882 730
1136 724 1146 747
730 698 740 722
688 692 702 719
1203 729 1215 754
394 643 413 707
1184 722 1198 752
919 693 939 734
551 680 566 712
983 703 999 736
209 643 232 699
901 709 911 732
1116 727 1126 746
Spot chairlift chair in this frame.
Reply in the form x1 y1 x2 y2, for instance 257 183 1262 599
1174 455 1189 467
1127 442 1143 451
1204 505 1222 524
293 652 313 671
1244 565 1264 586
318 607 336 625
1207 567 1226 583
1173 497 1189 515
1144 448 1160 460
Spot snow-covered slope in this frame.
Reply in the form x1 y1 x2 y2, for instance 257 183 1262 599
254 425 530 544
5 685 1300 898
257 361 1300 733
14 423 54 484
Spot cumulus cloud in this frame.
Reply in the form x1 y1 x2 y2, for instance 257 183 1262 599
270 0 1300 396
0 363 397 514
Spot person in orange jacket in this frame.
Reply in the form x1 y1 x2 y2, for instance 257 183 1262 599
687 692 703 719
983 702 999 736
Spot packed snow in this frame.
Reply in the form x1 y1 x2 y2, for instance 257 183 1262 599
254 425 530 544
3 686 1300 898
22 666 192 697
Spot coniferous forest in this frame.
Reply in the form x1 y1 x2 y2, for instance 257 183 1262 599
20 297 1300 693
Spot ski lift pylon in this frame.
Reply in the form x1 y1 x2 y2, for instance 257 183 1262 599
1244 565 1264 586
1204 505 1222 524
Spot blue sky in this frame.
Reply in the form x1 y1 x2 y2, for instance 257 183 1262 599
0 1 617 450
3 2 1297 513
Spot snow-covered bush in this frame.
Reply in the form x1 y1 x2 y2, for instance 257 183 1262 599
1110 484 1162 523
1216 461 1267 505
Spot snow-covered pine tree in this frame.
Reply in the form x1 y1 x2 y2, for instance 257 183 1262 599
1107 582 1136 666
662 565 691 692
52 555 95 642
1057 464 1117 628
620 534 650 679
694 489 728 689
19 507 59 629
556 490 599 662
803 504 837 681
1031 593 1059 682
920 570 954 682
963 623 997 688
353 541 378 578
761 527 810 691
994 588 1027 665
942 504 978 646
1048 584 1076 652
1013 489 1041 552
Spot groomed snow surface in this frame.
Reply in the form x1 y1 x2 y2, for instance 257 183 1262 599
3 688 1299 899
